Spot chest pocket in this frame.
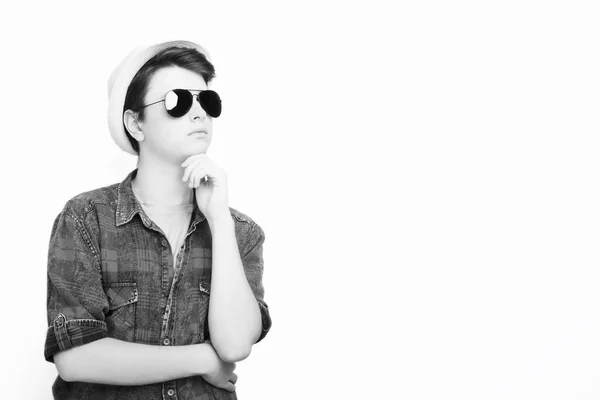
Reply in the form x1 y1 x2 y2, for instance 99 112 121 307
197 281 211 342
103 282 138 342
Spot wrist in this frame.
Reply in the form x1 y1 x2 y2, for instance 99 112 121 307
194 343 217 375
207 211 233 228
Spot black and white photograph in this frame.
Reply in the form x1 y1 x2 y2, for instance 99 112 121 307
2 1 600 399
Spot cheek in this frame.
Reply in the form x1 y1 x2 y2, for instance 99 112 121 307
206 119 214 133
207 122 215 142
144 111 168 131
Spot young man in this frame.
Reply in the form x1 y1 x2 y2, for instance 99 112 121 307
44 40 271 399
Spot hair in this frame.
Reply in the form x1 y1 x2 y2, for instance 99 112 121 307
122 46 216 155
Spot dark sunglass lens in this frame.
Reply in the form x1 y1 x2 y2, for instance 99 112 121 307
199 90 222 118
166 89 193 117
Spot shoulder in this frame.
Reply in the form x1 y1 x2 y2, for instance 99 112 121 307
228 206 258 226
229 206 264 233
63 182 118 212
228 206 266 251
57 182 120 229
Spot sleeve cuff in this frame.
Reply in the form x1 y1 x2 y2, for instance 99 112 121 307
255 299 272 343
44 313 108 363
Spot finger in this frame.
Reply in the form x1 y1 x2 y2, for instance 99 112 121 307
196 168 209 187
192 172 201 188
187 167 207 188
189 172 197 188
182 159 204 181
199 173 208 186
198 167 221 186
199 171 211 187
201 163 219 179
230 373 238 384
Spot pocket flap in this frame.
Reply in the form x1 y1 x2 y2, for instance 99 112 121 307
104 283 138 311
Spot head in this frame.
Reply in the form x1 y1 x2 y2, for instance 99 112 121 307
122 46 216 161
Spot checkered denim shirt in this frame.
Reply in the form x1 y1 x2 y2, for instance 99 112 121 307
44 168 271 399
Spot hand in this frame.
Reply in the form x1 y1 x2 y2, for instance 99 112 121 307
199 340 238 392
181 154 230 220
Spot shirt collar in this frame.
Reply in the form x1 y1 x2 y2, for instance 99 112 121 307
115 168 206 228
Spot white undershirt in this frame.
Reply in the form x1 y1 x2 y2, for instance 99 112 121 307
132 187 194 266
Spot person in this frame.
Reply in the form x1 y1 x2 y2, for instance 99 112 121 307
44 40 272 400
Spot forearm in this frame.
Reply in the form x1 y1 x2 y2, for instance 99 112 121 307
207 216 262 361
56 337 212 385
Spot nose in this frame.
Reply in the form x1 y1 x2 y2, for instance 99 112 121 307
189 94 207 121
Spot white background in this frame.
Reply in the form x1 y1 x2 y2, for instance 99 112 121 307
1 1 600 399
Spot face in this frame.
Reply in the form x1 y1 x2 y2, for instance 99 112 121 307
136 66 213 162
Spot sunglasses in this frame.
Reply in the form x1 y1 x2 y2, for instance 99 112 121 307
138 89 222 118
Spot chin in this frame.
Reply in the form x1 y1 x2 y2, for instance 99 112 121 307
184 145 209 155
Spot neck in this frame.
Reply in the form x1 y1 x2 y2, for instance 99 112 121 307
132 153 194 206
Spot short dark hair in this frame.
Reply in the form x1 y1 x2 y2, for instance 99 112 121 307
123 46 216 155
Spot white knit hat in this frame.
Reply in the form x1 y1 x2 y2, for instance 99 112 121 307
107 40 211 155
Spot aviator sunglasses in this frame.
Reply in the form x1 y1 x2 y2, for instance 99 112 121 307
138 89 222 118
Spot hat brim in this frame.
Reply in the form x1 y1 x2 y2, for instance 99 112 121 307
107 40 211 155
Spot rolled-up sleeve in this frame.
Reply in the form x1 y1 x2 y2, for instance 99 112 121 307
44 207 109 364
241 222 272 343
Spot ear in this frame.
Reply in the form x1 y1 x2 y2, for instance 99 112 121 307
123 110 145 142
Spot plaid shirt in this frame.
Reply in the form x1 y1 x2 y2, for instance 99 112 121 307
44 168 272 399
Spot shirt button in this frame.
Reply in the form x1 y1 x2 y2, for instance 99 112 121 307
167 389 175 396
161 239 167 246
163 338 170 346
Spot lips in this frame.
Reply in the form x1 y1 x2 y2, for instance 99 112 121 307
189 130 207 135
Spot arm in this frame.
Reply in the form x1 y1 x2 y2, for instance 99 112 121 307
207 216 270 362
45 205 234 388
55 338 215 385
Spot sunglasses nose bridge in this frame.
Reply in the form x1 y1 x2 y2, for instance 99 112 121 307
188 93 207 119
